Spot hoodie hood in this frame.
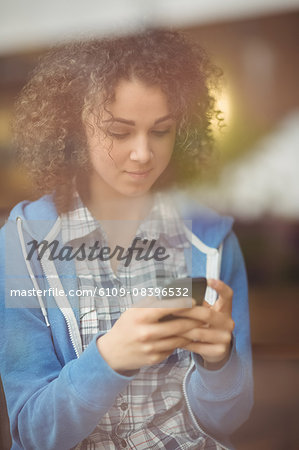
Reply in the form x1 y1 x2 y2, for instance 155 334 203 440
167 189 234 248
8 195 58 241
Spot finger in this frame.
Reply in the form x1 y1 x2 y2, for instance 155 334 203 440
180 327 232 345
171 308 207 327
171 305 213 325
134 297 194 322
202 300 212 309
178 342 230 360
136 317 200 342
142 335 192 354
144 350 175 366
207 279 233 312
171 306 234 331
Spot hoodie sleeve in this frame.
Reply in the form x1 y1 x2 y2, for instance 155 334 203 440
186 230 254 441
0 226 135 450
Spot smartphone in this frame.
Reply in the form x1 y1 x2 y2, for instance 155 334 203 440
159 277 207 322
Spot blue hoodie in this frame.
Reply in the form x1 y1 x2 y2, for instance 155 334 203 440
0 193 253 450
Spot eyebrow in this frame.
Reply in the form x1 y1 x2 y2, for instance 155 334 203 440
102 114 173 126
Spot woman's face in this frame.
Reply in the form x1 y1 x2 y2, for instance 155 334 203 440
84 79 176 199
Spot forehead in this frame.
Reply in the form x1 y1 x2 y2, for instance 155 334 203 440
106 78 171 122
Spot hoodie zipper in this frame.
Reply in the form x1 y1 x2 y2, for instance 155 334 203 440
182 361 230 450
16 217 50 327
40 257 80 359
39 217 82 358
39 252 82 358
16 216 81 358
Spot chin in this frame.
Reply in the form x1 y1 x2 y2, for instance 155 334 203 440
123 188 151 198
121 183 154 198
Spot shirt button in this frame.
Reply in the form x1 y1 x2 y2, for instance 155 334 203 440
120 402 128 411
120 439 127 447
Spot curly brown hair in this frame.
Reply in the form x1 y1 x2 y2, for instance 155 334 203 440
13 29 222 213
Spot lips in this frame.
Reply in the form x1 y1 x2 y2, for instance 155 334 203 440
125 169 153 178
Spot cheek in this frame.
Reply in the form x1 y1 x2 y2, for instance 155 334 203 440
160 136 176 163
86 130 120 170
89 150 118 176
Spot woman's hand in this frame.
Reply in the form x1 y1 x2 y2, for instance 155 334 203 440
96 297 198 374
172 279 235 370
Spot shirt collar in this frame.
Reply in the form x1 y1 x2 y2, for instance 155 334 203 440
60 192 100 244
136 192 189 248
60 191 189 249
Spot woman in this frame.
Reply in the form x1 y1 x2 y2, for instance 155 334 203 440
0 30 253 449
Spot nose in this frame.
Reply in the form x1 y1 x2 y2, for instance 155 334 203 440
130 134 153 164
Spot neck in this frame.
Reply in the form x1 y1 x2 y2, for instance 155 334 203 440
76 172 154 222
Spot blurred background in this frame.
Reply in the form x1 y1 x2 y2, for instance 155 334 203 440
1 1 299 448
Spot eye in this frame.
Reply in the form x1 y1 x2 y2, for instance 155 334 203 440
107 131 130 140
151 128 171 137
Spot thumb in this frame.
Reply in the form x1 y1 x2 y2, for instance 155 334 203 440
207 279 233 313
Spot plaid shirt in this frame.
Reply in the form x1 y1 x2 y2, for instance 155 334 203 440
61 192 219 450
